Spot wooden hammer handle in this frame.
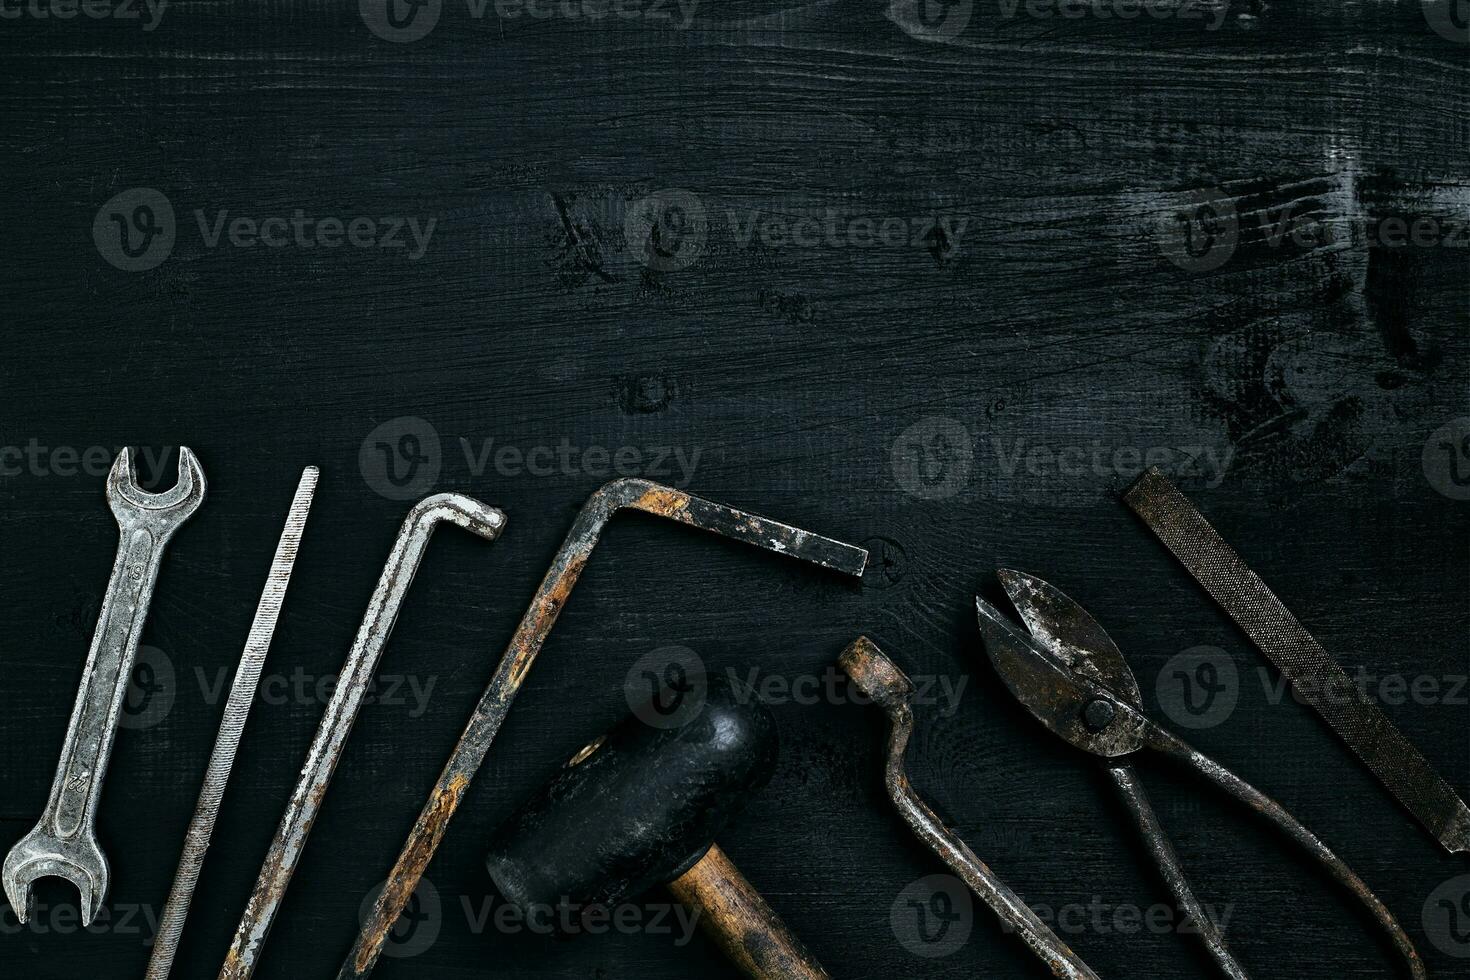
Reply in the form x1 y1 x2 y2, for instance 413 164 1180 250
667 844 831 980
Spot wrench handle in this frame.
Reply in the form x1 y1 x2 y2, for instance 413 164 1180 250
45 526 169 839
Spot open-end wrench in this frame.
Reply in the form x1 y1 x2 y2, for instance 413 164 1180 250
3 447 206 926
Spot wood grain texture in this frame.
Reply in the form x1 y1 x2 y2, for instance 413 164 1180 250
0 0 1466 977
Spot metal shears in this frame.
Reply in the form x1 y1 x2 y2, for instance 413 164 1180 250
974 569 1426 979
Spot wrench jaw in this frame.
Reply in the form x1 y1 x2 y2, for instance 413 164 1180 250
2 826 109 926
106 447 207 525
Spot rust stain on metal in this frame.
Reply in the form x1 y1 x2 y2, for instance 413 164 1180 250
634 485 691 516
337 479 867 979
353 774 471 973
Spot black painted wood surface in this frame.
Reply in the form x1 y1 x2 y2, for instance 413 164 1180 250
1 1 1467 977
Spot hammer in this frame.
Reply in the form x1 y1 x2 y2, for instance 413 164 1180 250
485 675 830 980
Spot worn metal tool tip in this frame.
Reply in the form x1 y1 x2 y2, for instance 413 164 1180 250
837 636 913 709
1440 807 1470 855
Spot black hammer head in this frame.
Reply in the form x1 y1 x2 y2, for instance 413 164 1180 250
485 674 777 919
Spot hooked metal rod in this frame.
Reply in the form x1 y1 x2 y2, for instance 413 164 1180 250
341 478 867 979
219 493 507 980
838 636 1103 980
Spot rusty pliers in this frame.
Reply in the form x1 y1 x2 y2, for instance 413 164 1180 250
975 570 1426 980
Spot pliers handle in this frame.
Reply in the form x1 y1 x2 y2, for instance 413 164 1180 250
1117 720 1427 980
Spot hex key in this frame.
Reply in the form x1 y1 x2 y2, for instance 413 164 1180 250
340 478 867 978
219 493 507 980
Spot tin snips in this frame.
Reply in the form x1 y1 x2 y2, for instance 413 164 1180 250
975 569 1426 980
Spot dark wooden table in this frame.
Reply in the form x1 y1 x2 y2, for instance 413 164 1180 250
2 1 1467 976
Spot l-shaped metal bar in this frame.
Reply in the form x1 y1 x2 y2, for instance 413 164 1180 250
340 478 867 978
219 493 507 980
